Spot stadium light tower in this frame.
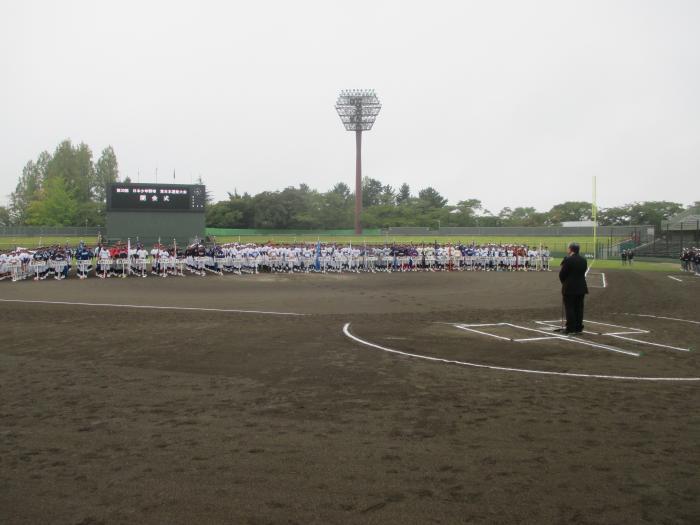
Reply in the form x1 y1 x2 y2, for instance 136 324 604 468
335 89 381 234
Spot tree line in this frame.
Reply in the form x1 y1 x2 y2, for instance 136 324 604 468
1 140 692 231
2 139 118 227
206 182 689 231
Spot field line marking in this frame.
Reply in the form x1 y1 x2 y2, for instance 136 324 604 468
514 336 559 342
0 298 307 316
606 334 690 353
503 323 640 357
536 320 648 334
667 275 682 282
623 313 700 326
342 324 700 382
454 324 512 341
602 273 607 288
456 323 504 328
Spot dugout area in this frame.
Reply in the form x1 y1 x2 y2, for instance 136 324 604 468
1 270 698 523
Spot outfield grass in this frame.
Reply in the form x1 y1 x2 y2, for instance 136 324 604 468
584 259 682 273
0 234 684 273
0 235 100 249
212 234 624 249
0 234 626 245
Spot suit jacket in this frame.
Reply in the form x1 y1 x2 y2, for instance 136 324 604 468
559 254 588 296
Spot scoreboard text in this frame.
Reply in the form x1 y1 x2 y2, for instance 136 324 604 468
107 184 206 212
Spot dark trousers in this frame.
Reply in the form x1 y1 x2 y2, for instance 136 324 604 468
563 294 585 332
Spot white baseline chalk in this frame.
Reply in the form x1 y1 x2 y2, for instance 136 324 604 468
342 323 700 382
454 324 512 341
0 298 307 316
667 275 682 282
623 313 700 326
536 319 648 333
605 334 690 352
503 323 640 357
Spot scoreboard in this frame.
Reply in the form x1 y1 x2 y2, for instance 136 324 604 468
107 183 206 212
106 182 206 244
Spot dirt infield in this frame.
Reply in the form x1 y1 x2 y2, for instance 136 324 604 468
1 270 698 524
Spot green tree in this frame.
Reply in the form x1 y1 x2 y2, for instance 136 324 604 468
329 182 351 201
379 184 396 206
9 152 49 224
45 140 94 203
417 187 447 208
546 201 592 224
598 205 632 225
0 206 10 227
626 201 684 229
498 207 513 223
206 191 257 228
94 146 119 203
396 183 411 205
361 177 384 207
26 177 78 226
509 207 543 226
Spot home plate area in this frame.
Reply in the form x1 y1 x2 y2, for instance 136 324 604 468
452 319 691 357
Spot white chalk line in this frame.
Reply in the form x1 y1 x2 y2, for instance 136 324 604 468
586 272 607 288
454 324 512 341
0 298 307 316
456 321 639 357
623 313 700 326
342 323 700 382
667 275 683 282
535 320 648 337
503 323 640 357
458 317 691 355
538 319 647 332
605 333 690 352
535 319 689 353
513 336 560 342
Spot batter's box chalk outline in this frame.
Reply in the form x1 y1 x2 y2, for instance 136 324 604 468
535 319 690 353
453 322 640 357
342 323 700 382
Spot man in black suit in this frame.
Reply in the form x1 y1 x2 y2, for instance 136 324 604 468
557 242 588 334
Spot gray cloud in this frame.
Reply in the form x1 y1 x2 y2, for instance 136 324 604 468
1 0 698 211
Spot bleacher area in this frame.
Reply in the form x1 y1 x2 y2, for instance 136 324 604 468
636 206 700 258
634 234 699 259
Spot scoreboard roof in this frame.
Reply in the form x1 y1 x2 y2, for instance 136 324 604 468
107 182 206 212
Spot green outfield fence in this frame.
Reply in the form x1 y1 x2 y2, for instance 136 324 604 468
0 225 650 261
0 226 101 236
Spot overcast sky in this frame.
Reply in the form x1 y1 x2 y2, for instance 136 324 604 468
1 1 698 212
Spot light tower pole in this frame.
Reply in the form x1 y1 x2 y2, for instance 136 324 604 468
335 89 381 234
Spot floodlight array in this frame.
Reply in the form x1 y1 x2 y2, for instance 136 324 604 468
335 89 382 131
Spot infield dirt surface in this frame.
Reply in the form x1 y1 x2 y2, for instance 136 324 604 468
1 269 698 524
